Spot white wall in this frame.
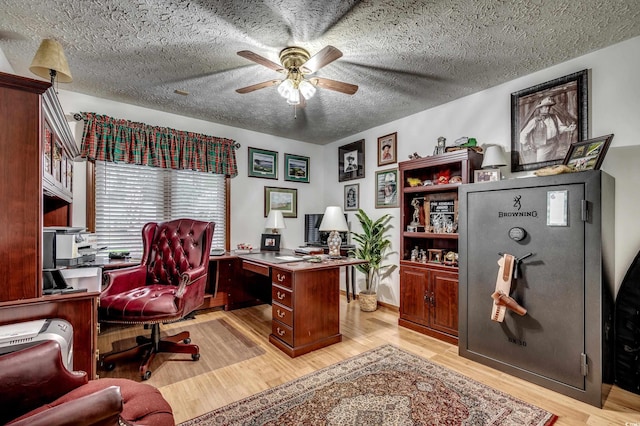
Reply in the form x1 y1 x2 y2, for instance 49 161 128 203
3 35 639 306
326 35 640 306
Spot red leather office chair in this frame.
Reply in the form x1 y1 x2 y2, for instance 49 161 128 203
99 218 214 380
0 340 174 426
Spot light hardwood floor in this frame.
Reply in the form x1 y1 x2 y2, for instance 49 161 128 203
100 297 640 425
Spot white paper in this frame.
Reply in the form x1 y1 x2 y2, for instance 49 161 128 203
275 256 300 261
547 190 568 226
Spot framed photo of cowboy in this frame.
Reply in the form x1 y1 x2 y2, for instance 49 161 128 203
377 132 397 166
339 139 365 182
510 69 588 172
375 168 398 208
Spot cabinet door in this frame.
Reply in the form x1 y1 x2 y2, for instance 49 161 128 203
399 266 429 326
429 269 458 337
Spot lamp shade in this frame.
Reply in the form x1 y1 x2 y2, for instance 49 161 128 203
481 145 507 168
265 210 286 231
30 39 73 83
318 206 348 232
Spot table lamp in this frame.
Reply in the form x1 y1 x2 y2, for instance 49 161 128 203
262 210 286 251
319 206 349 258
265 210 286 234
481 145 507 169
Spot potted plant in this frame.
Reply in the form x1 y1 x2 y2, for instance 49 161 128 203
350 208 393 312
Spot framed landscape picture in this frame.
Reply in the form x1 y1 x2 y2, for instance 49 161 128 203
284 153 310 183
562 134 613 171
339 139 365 182
511 69 588 172
264 186 298 218
248 147 278 179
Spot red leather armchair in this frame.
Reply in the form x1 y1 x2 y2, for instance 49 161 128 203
99 218 214 380
0 340 174 426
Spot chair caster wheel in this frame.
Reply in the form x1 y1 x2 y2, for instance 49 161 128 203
142 370 152 380
192 353 200 361
183 338 191 344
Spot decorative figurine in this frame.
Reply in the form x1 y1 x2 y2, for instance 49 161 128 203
408 152 422 160
433 136 446 155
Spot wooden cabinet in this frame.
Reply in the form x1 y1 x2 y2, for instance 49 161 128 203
0 72 97 377
397 150 482 344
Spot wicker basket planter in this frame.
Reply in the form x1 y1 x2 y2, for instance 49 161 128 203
359 292 378 312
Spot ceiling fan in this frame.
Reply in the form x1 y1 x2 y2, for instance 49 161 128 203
235 45 358 106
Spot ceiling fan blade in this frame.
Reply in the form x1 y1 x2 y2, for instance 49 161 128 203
309 77 358 95
236 79 281 94
301 45 342 74
237 50 286 73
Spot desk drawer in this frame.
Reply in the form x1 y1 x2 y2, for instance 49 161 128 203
243 260 270 276
272 302 293 327
272 284 292 308
272 268 292 288
272 320 293 346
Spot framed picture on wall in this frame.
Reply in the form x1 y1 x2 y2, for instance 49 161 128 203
264 186 298 218
344 183 359 211
284 153 310 183
375 168 398 208
339 139 365 182
248 147 278 179
377 132 397 166
511 69 588 172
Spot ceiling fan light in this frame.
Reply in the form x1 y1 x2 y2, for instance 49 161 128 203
277 78 294 98
299 79 316 99
286 89 301 105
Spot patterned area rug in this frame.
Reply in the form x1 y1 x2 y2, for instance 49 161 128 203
179 345 557 425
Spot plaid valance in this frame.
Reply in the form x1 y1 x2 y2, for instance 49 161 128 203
80 112 238 177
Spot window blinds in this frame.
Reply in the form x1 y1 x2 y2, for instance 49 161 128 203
95 161 226 258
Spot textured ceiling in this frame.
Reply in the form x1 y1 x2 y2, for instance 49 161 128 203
1 0 639 144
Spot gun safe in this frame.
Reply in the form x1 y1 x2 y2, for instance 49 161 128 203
458 170 614 407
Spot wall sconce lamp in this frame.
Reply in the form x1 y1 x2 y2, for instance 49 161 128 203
29 39 73 87
319 206 349 258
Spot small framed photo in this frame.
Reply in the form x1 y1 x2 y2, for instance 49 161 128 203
284 153 310 183
474 169 501 183
562 134 614 171
375 168 398 208
248 147 278 179
339 139 365 182
511 69 588 172
264 186 297 218
260 233 281 251
377 132 397 166
344 183 359 211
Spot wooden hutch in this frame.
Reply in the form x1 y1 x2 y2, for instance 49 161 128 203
0 72 99 377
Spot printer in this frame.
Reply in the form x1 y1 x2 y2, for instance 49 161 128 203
44 227 98 266
0 319 73 370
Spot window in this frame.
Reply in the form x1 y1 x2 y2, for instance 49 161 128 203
95 161 227 258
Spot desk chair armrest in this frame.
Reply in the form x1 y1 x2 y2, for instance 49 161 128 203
9 385 124 426
175 264 207 297
0 341 89 424
102 264 148 294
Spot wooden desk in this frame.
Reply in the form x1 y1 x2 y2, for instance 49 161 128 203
238 251 366 357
